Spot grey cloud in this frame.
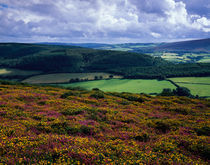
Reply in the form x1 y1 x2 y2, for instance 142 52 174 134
0 0 209 43
180 0 210 18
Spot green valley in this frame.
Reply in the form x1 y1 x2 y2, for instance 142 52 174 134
58 79 176 94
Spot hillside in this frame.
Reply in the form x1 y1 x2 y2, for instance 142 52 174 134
0 43 167 72
50 38 210 53
0 43 210 80
0 83 209 164
62 39 210 63
155 38 210 52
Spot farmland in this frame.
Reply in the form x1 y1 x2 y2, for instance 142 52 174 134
59 79 176 94
0 83 209 164
68 38 210 63
1 43 210 80
22 73 122 84
170 77 210 97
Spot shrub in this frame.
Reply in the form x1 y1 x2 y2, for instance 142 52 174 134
66 86 86 91
61 109 83 116
159 87 193 97
153 141 177 153
174 87 192 97
60 91 80 98
111 92 146 103
159 88 174 96
90 91 105 99
195 126 210 136
189 140 210 160
149 119 180 133
92 88 100 91
134 133 150 142
80 125 93 135
51 122 75 134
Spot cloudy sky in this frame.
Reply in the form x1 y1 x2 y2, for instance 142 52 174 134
0 0 210 43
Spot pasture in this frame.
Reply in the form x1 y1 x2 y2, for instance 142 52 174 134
59 79 176 94
169 77 210 97
22 73 122 84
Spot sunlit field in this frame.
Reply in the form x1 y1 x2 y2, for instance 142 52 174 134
59 79 176 94
170 77 210 97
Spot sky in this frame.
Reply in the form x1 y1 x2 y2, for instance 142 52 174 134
0 0 210 43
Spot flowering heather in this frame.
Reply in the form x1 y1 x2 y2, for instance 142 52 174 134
0 84 209 164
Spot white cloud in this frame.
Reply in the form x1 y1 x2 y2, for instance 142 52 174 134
151 32 161 38
0 0 209 42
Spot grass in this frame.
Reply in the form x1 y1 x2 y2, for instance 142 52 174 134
22 73 122 84
59 79 176 94
170 77 210 97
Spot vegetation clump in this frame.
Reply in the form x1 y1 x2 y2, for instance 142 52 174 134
160 87 192 97
90 91 105 99
0 84 209 164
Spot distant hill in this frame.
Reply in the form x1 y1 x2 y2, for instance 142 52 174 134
155 38 210 52
43 38 210 53
39 42 112 49
0 43 210 80
55 38 210 63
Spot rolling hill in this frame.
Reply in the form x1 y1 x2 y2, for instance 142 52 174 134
56 38 210 63
44 38 210 53
0 43 167 72
155 38 210 52
0 43 210 80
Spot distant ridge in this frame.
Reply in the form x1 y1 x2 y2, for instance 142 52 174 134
38 38 210 52
155 38 210 52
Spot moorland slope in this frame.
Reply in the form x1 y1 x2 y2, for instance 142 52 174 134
0 83 209 164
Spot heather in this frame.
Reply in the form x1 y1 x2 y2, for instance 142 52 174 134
0 84 209 164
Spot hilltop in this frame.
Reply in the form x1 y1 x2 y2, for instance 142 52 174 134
0 83 209 164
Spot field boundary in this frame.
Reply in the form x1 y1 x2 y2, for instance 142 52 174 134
166 79 180 88
174 82 210 85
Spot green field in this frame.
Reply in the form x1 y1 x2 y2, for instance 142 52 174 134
170 77 210 97
22 73 122 84
59 79 176 94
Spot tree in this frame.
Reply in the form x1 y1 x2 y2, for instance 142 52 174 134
94 76 98 80
159 88 174 96
109 75 113 79
173 87 192 97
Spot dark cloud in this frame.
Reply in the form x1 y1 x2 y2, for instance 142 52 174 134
0 0 209 43
179 0 210 17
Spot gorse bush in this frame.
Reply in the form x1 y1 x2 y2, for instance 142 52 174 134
60 91 80 98
134 132 150 142
61 108 83 116
0 84 209 164
195 126 210 136
90 91 105 99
